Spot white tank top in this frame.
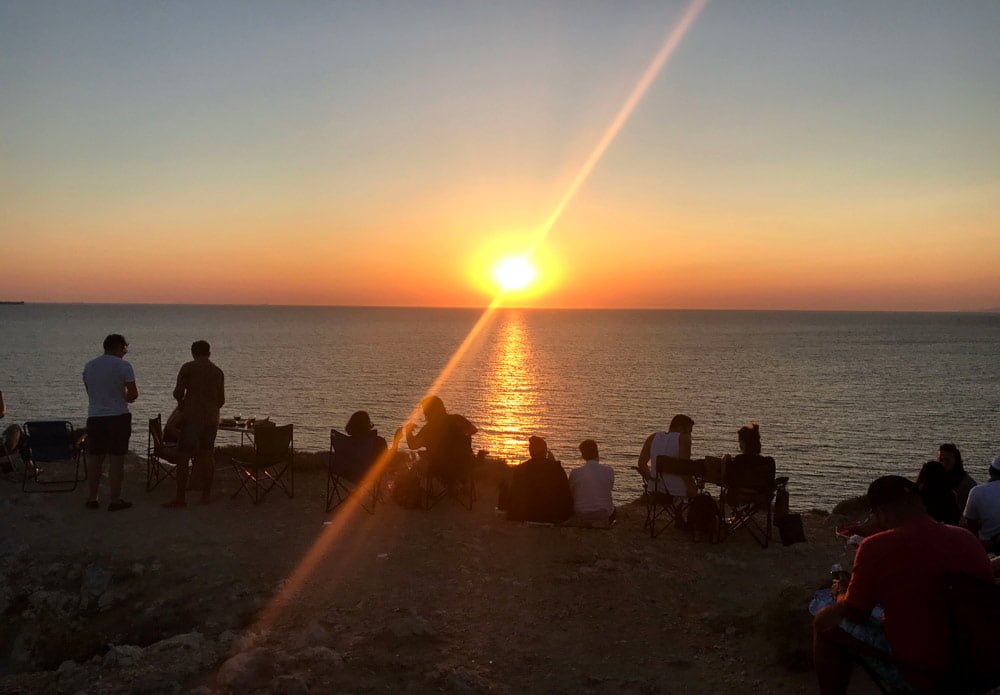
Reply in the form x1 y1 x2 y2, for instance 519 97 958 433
649 431 690 497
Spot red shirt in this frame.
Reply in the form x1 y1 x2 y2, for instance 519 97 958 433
843 516 992 676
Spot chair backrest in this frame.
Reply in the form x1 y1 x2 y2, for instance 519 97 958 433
655 455 704 479
943 571 1000 691
254 424 293 465
724 455 776 492
331 429 377 483
149 415 165 448
23 421 77 462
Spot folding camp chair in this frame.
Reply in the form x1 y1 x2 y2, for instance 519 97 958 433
326 429 385 514
720 456 782 548
21 420 86 493
857 572 1000 695
424 451 477 511
941 571 1000 693
637 457 705 538
146 414 180 492
231 424 294 504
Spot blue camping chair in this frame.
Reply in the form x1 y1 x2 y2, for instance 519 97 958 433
21 420 86 493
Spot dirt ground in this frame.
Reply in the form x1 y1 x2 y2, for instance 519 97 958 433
0 453 881 694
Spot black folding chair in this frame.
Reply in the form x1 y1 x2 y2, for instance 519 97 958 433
146 414 179 492
424 452 477 511
638 457 705 537
326 429 384 514
720 456 781 548
21 420 86 493
231 424 294 504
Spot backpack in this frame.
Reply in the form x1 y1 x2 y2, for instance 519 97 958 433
391 470 423 509
776 513 807 545
687 492 720 542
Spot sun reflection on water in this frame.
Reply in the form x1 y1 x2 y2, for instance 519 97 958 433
480 311 540 463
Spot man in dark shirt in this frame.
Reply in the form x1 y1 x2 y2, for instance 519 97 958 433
164 340 225 507
507 436 573 524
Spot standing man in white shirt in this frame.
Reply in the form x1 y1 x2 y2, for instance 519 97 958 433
568 439 615 527
83 334 138 511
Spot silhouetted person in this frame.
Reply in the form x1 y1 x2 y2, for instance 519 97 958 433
0 390 26 475
507 436 573 523
567 439 615 527
83 334 138 511
915 460 960 524
936 443 976 511
164 340 224 508
813 475 991 694
404 395 477 486
331 410 387 484
963 456 1000 553
638 414 697 498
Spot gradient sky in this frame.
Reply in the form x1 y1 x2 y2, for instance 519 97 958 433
2 0 998 310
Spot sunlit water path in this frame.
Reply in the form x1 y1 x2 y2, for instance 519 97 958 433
3 305 998 509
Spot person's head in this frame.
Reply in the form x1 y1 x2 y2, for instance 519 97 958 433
345 410 374 437
866 475 925 529
916 460 949 491
936 443 963 473
737 422 761 455
420 395 446 420
528 436 548 460
668 414 694 434
191 340 211 358
579 439 599 461
989 455 1000 482
102 334 128 357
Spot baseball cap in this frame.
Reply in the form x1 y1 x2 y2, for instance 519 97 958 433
990 455 1000 474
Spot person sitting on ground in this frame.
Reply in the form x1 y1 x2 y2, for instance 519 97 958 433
812 475 992 695
0 390 26 475
567 439 615 527
332 410 388 484
915 460 960 525
963 455 1000 553
404 395 477 486
637 414 698 498
937 442 977 511
506 436 573 524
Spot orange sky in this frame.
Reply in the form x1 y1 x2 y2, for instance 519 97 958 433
2 2 998 310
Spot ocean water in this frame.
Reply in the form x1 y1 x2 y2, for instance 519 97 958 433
2 304 998 509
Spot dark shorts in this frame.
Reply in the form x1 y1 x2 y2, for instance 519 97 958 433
177 420 219 455
86 413 132 456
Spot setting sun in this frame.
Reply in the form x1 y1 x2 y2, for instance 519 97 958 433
493 256 538 292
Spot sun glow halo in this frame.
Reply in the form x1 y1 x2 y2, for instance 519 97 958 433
493 256 537 292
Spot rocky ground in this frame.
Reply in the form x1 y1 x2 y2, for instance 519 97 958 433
0 454 879 694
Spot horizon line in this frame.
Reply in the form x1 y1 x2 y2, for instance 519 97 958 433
4 300 998 314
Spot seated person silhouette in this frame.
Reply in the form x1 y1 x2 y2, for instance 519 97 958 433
916 460 960 525
637 414 698 499
332 410 388 485
567 439 616 527
506 436 573 524
1 389 31 475
721 422 776 492
404 396 477 486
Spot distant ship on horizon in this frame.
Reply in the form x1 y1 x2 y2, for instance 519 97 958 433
0 301 25 305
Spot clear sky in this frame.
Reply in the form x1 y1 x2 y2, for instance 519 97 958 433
1 0 998 310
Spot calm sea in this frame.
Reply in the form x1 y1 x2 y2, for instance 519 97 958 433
2 304 998 509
